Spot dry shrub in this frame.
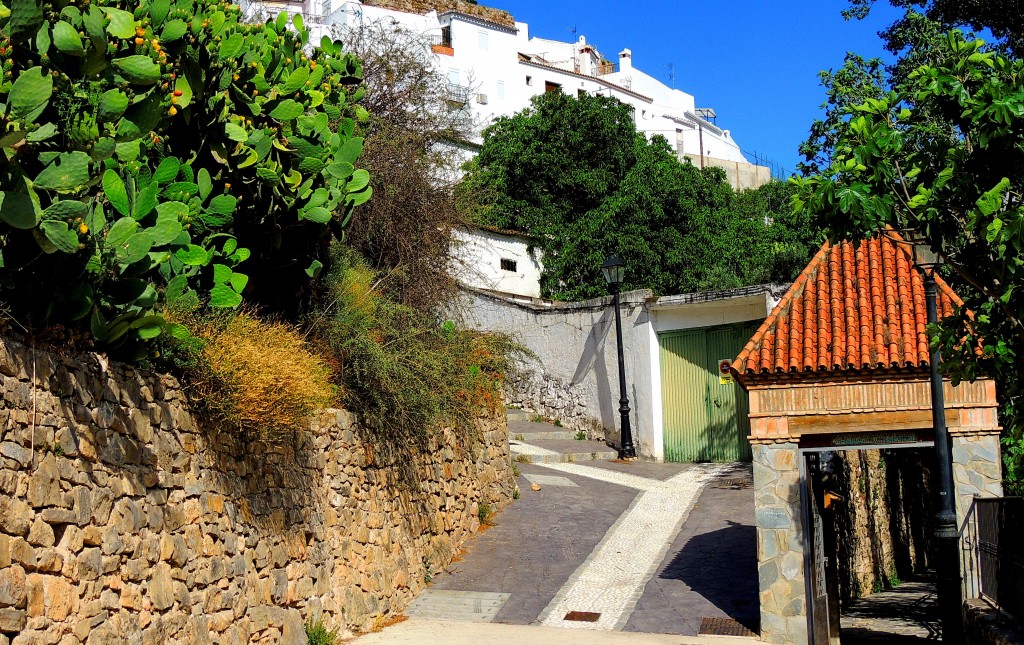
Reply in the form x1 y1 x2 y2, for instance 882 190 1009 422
183 311 337 440
334 20 475 312
310 249 525 443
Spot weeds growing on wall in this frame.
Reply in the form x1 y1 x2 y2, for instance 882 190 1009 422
169 309 336 440
304 618 339 645
308 248 525 442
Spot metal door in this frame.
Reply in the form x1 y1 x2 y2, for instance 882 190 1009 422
659 329 711 462
659 322 758 462
706 325 755 461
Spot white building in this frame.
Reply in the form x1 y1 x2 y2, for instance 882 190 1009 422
451 225 544 298
241 0 771 189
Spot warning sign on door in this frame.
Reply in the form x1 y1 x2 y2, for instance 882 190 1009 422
718 359 734 384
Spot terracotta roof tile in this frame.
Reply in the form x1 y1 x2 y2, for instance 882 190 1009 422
733 234 963 376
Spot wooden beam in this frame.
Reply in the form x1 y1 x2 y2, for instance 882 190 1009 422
791 409 958 436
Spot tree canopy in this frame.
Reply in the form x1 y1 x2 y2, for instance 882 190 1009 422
793 32 1024 491
844 0 1024 54
462 91 820 301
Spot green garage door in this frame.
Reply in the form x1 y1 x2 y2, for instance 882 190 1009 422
659 322 759 462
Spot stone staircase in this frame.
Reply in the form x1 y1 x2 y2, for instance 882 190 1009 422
507 409 618 464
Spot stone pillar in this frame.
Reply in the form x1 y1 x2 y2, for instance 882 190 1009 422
753 442 808 644
951 432 1003 526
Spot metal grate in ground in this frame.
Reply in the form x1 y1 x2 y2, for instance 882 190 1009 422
698 616 758 637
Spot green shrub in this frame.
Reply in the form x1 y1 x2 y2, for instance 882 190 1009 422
304 617 339 645
309 248 525 441
0 0 370 359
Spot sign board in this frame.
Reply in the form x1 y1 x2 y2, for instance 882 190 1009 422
718 359 734 385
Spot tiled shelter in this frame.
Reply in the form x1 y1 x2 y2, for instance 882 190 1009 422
731 235 1002 644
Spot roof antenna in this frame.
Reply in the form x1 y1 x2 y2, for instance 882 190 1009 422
570 24 578 72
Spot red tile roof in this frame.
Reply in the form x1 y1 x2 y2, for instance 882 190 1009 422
733 234 963 376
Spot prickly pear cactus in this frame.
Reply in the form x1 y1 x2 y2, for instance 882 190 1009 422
0 0 369 358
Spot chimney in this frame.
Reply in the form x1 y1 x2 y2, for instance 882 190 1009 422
619 49 632 72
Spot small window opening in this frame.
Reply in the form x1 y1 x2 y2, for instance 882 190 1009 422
500 258 518 272
578 89 587 98
526 75 533 86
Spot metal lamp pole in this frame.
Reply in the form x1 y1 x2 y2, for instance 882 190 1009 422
914 238 963 643
602 256 636 459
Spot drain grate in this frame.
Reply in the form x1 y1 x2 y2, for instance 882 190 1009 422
563 611 601 622
712 477 753 490
698 616 758 637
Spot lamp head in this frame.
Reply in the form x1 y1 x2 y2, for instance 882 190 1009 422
602 255 625 287
906 230 943 274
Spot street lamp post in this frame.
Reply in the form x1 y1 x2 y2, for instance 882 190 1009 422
910 235 964 644
602 255 636 459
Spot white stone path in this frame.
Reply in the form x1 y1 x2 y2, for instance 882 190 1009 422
535 462 735 631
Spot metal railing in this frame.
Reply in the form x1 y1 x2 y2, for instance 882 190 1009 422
446 83 470 105
961 497 1024 625
430 33 453 49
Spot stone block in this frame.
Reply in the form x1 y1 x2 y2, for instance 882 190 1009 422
148 563 174 611
76 548 101 582
0 607 25 632
25 574 76 621
26 519 54 548
0 443 31 468
0 497 31 536
0 566 26 608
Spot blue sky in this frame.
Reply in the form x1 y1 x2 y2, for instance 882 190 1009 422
493 0 905 177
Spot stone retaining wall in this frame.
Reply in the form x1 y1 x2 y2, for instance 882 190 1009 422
0 336 515 644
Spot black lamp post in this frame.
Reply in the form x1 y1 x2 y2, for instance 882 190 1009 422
909 234 964 643
602 255 636 459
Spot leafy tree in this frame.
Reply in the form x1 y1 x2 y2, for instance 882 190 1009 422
793 32 1024 492
0 0 370 356
799 54 888 175
844 0 1024 53
463 92 819 300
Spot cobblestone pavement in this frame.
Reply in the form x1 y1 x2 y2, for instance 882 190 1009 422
624 468 759 636
841 578 940 642
409 458 758 636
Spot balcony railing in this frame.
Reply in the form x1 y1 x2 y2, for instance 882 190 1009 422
446 83 470 105
962 497 1024 625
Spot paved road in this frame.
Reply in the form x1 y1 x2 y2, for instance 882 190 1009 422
395 457 759 637
350 618 757 644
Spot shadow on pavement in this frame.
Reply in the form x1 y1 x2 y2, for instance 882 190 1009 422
659 520 759 633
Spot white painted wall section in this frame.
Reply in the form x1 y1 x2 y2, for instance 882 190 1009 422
452 227 543 298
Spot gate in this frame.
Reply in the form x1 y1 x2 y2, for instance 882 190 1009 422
659 321 759 462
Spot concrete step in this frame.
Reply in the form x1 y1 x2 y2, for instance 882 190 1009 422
508 419 579 442
510 438 617 464
505 408 535 422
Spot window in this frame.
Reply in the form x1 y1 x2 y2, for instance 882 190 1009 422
496 80 505 100
526 75 533 86
500 258 517 272
440 25 452 48
448 68 460 85
320 0 330 16
544 81 561 93
578 89 587 99
478 30 489 50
